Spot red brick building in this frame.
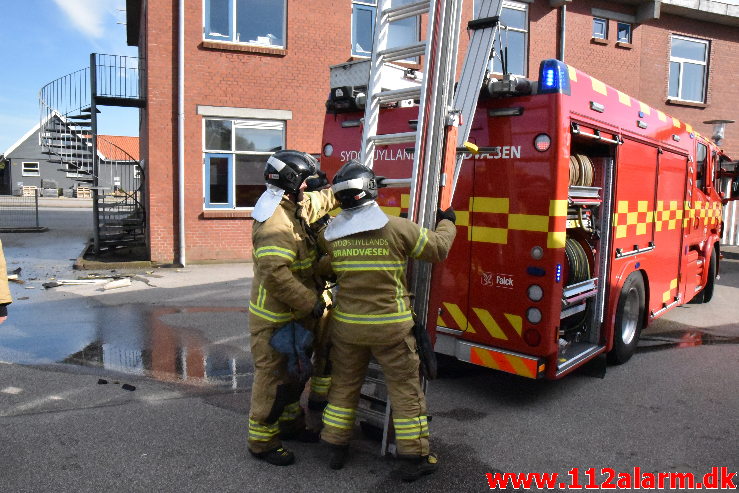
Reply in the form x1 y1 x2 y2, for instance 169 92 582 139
126 0 738 264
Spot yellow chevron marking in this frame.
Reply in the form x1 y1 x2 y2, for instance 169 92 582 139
473 348 498 369
657 110 667 122
550 199 568 217
456 210 470 227
504 313 523 336
471 197 509 214
591 77 607 95
471 226 507 244
509 214 549 232
443 302 475 333
437 314 446 327
568 66 577 81
638 102 651 115
616 90 631 106
401 194 409 208
685 123 693 133
506 354 533 378
548 231 566 249
670 278 678 290
380 206 401 216
672 117 681 128
472 308 508 340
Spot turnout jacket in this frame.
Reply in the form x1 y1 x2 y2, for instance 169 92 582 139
0 240 12 316
248 189 337 333
320 215 456 347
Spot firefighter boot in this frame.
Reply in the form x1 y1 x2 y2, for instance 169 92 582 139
398 453 438 482
328 444 350 470
249 446 296 466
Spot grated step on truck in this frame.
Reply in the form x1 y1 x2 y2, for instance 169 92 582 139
319 57 738 380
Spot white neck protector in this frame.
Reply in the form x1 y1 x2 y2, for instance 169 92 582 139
323 201 389 241
252 184 286 222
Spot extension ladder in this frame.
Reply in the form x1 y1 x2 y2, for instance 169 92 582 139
355 0 504 456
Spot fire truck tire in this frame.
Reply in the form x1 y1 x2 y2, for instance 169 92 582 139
699 248 718 303
607 273 645 365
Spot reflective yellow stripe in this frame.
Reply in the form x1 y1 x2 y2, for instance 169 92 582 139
279 401 302 421
257 283 266 307
322 404 356 430
290 251 317 271
394 269 407 313
331 260 405 271
411 228 429 258
332 309 413 325
393 416 429 439
310 376 331 395
248 419 279 441
255 246 296 261
248 302 293 323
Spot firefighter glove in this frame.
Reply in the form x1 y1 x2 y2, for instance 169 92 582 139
305 170 329 191
437 207 456 224
311 299 326 318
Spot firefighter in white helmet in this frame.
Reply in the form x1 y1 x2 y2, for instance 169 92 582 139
318 161 456 481
247 150 337 466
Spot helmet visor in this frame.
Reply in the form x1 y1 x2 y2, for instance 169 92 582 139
331 177 366 194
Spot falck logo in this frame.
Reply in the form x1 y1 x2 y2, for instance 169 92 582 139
481 272 494 286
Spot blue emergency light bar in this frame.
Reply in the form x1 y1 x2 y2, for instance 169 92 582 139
538 59 571 96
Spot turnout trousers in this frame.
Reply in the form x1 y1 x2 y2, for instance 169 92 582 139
321 333 429 457
247 319 307 454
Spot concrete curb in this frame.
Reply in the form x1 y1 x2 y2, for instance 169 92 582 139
0 227 49 233
73 240 154 270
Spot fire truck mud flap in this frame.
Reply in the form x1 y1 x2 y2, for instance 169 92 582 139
435 330 545 379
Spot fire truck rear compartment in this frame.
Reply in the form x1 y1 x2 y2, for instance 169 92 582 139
556 132 616 376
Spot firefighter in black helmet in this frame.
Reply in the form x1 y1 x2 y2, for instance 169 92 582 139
318 161 457 481
247 150 338 466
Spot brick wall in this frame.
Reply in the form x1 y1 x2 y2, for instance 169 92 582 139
141 0 738 263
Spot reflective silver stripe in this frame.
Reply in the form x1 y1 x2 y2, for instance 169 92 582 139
267 155 287 172
331 177 366 193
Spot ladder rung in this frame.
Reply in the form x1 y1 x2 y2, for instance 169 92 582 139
374 86 422 104
384 0 430 23
379 42 426 63
369 131 417 146
380 178 412 188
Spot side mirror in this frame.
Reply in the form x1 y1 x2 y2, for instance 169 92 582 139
717 160 739 201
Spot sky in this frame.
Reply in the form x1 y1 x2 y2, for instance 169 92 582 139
0 0 138 154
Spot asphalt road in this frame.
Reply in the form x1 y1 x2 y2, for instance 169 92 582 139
0 209 737 492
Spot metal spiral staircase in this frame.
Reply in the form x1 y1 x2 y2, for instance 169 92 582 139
39 54 146 254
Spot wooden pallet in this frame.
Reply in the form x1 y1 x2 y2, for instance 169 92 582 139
22 186 38 197
75 187 92 198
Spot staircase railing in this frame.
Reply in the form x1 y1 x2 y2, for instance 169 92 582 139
39 53 146 253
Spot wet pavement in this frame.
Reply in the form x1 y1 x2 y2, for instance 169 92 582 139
1 209 738 492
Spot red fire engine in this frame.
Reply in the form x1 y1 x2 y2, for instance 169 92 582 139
320 58 736 380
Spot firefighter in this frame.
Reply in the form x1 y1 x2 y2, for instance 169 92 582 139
318 161 457 481
247 150 338 466
0 239 11 325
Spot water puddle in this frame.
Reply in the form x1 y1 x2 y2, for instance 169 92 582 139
0 303 252 389
638 330 739 353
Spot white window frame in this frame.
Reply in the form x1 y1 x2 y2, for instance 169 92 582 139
202 117 286 210
592 17 608 40
203 0 286 48
22 162 40 177
668 34 709 104
483 0 528 77
616 22 631 43
350 0 420 62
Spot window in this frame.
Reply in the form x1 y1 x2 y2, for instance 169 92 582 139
616 22 631 43
204 0 285 47
696 142 708 190
22 162 39 176
592 17 608 40
351 0 419 60
476 0 528 76
668 35 708 103
203 118 285 208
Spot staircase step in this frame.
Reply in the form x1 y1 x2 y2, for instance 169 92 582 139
378 42 426 63
384 0 430 22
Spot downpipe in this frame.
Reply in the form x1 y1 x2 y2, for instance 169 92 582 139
178 0 186 266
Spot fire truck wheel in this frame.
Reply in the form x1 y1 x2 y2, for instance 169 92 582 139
700 249 718 303
608 273 645 365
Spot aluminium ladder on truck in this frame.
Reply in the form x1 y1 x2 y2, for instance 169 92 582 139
354 0 504 456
